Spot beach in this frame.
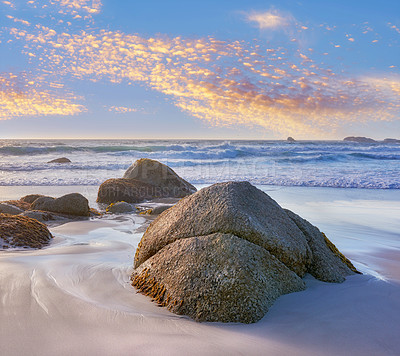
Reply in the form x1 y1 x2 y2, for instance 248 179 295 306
1 184 399 355
1 0 399 352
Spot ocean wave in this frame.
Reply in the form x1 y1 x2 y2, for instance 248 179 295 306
0 139 399 189
0 176 398 189
0 163 129 172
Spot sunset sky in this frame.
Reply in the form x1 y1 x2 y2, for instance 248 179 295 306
0 0 399 139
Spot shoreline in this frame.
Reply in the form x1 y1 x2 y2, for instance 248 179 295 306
1 184 399 355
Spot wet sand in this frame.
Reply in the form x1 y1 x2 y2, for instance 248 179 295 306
1 185 399 355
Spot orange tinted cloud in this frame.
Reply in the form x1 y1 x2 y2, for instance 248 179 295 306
6 10 400 136
0 72 85 120
246 10 292 30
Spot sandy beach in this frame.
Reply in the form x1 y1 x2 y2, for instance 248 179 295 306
1 185 399 356
1 0 399 353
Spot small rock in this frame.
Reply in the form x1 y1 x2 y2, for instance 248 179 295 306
48 157 71 163
287 137 296 142
20 210 61 223
106 201 134 214
20 194 46 204
0 203 23 215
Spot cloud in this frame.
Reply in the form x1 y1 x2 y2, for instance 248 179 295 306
246 9 293 30
3 3 399 137
106 105 137 114
11 20 400 137
0 72 85 120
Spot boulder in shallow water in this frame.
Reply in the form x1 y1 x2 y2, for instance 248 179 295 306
47 157 71 163
132 181 359 323
0 214 52 249
31 193 90 216
106 201 134 214
0 203 23 215
287 136 296 142
97 159 196 204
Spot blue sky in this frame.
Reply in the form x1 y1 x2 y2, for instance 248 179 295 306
0 0 399 139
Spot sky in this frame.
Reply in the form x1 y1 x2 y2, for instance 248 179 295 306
0 0 399 140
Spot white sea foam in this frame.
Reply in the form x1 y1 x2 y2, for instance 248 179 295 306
0 139 399 188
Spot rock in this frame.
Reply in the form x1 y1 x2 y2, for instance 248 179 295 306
136 204 174 215
123 159 196 195
0 203 24 215
97 159 196 204
97 178 161 204
287 137 296 142
284 209 360 282
383 138 400 143
106 201 134 214
0 214 52 249
20 210 62 223
20 194 46 204
132 181 358 323
134 181 311 276
343 136 376 143
48 157 71 163
148 205 173 215
31 193 90 216
132 233 306 323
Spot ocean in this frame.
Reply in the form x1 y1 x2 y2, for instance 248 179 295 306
1 139 400 355
0 139 399 189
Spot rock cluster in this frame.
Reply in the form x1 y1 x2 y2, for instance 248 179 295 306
31 193 90 216
132 181 359 323
97 158 196 204
0 214 53 249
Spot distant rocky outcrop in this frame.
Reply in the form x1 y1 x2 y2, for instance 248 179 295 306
132 181 359 323
383 138 400 144
97 159 196 204
48 157 71 163
0 214 53 249
287 137 296 142
343 136 376 143
31 193 90 216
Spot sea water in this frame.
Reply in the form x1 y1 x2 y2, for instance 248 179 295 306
0 139 399 188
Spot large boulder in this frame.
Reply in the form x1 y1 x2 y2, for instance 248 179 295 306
97 178 160 204
97 159 196 204
132 181 359 323
0 214 53 249
31 193 90 216
132 233 305 323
